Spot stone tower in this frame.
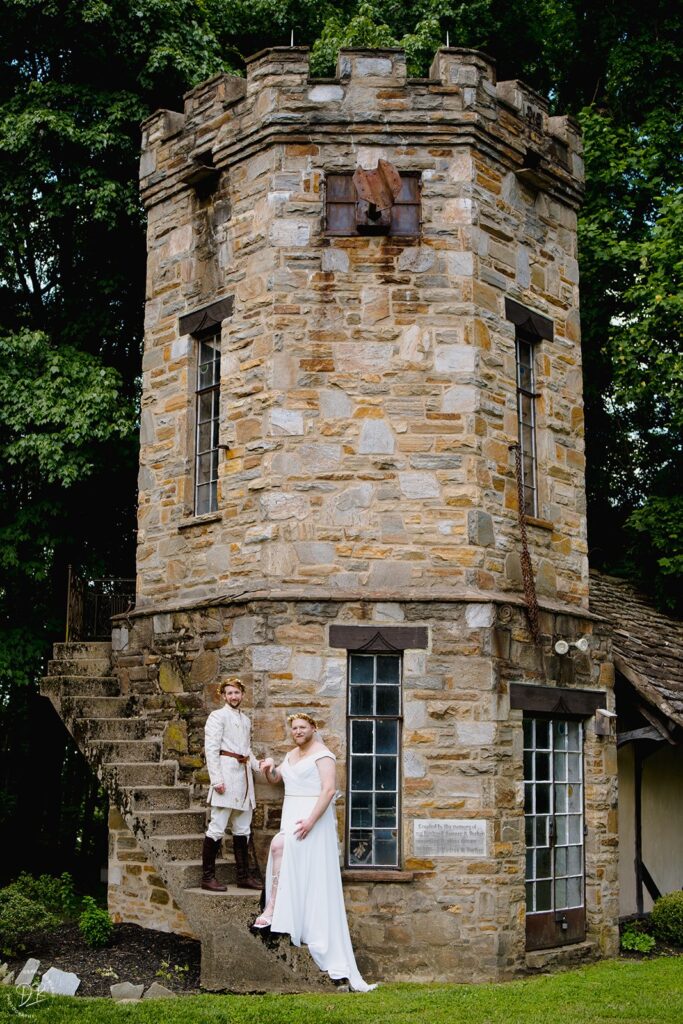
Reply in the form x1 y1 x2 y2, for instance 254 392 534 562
43 47 619 991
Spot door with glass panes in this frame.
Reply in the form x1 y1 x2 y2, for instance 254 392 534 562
346 653 401 868
524 717 586 949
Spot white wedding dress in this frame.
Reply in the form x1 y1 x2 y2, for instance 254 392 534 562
265 749 377 992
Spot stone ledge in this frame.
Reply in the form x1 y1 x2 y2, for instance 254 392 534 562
183 886 260 898
177 512 222 532
341 870 415 883
524 515 554 532
525 939 598 973
118 587 602 622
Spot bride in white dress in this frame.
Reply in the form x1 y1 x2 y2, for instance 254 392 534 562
256 713 376 992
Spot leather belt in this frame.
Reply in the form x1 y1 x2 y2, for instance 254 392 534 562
220 749 250 796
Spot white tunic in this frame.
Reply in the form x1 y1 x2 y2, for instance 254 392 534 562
265 749 377 992
205 706 260 810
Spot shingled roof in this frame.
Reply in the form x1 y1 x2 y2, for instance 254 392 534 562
589 570 683 729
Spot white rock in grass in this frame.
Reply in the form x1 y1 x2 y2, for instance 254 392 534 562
14 959 40 987
38 968 80 996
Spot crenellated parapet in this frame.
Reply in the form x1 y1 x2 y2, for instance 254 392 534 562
140 47 582 212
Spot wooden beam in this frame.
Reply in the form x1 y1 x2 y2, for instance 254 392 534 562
617 727 663 746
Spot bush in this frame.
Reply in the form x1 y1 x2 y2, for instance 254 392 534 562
8 871 78 918
78 895 113 948
621 925 656 953
651 890 683 946
0 889 59 957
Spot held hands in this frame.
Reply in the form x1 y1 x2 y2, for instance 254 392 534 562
260 757 276 778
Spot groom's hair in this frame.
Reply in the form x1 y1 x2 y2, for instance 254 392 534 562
219 676 246 695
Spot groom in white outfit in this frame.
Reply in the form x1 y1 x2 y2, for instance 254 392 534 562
202 676 262 891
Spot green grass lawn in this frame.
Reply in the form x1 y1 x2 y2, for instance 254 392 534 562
3 958 681 1024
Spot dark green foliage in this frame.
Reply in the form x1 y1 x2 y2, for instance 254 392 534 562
78 895 114 948
8 871 79 919
651 891 683 946
0 887 59 957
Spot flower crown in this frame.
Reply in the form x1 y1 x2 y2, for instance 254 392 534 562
217 676 246 697
286 712 318 729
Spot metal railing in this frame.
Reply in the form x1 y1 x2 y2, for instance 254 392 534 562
65 567 135 642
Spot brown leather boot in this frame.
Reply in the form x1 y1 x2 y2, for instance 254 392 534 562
201 836 227 892
232 834 262 890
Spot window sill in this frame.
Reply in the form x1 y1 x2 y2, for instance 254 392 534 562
177 512 222 531
341 869 415 883
524 515 554 532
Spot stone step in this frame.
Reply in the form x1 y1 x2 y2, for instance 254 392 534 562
166 859 237 891
53 642 112 660
184 886 259 899
178 891 335 992
102 761 177 787
75 717 146 740
525 940 598 973
40 677 120 699
47 658 111 677
130 786 191 811
60 696 138 719
149 833 207 861
135 810 207 837
88 739 161 763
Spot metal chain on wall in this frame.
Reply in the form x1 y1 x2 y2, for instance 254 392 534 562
510 443 542 644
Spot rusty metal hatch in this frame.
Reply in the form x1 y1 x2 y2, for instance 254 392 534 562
325 170 420 236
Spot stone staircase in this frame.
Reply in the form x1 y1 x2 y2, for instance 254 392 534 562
40 642 335 992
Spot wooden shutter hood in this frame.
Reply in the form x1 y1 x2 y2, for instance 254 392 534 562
505 298 553 341
329 624 428 652
179 296 234 337
510 683 604 717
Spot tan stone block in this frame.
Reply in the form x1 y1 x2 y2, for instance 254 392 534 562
598 662 615 685
109 807 126 829
163 720 188 755
159 660 184 693
190 650 220 686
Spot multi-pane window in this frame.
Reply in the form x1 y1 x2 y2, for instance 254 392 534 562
347 653 401 868
326 173 420 236
194 332 221 515
516 333 538 516
524 717 584 916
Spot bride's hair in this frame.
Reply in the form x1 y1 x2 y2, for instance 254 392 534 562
287 712 317 729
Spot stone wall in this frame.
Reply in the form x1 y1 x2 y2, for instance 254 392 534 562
136 46 587 613
107 808 193 937
110 595 618 981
